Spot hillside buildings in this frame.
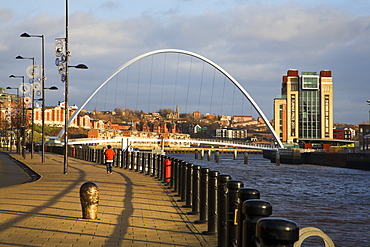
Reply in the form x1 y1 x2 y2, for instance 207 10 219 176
273 69 333 143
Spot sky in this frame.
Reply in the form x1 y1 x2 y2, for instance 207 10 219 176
1 0 370 124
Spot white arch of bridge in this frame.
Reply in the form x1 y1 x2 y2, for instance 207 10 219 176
56 49 283 148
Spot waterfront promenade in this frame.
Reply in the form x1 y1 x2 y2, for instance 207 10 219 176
0 151 217 246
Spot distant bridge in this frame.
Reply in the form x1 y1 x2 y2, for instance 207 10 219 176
67 137 278 151
56 49 284 149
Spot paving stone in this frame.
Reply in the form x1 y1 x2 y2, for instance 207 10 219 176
0 151 216 246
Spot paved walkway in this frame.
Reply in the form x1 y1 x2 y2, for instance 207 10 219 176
0 151 217 247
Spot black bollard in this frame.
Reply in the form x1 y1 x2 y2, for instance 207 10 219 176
207 150 211 161
80 181 99 220
140 152 145 173
116 150 121 167
121 150 125 168
156 154 161 179
125 151 130 169
195 149 199 159
130 151 135 170
135 151 140 172
94 149 99 164
244 151 249 165
218 174 232 247
113 148 118 167
202 170 219 235
233 150 238 160
215 150 220 163
178 161 187 202
237 188 260 247
172 159 179 192
194 167 209 224
174 160 182 196
158 155 163 180
242 199 272 247
146 153 151 175
188 164 200 215
183 163 193 208
152 154 157 177
227 180 244 247
254 218 299 247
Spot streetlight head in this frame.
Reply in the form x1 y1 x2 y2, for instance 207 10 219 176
16 55 24 59
6 87 11 89
49 86 59 90
9 75 15 78
75 64 88 69
20 32 31 38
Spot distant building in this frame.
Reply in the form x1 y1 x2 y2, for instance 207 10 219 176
166 105 180 119
215 128 247 139
232 115 252 123
273 69 333 143
333 128 354 140
358 124 370 152
193 111 202 119
205 113 216 120
218 115 231 127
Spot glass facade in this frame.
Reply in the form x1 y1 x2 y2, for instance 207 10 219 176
299 89 320 138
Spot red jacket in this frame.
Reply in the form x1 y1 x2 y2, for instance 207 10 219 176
104 149 115 161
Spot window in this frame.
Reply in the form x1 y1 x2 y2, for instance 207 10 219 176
301 76 319 90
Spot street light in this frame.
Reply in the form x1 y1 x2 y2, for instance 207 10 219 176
6 86 19 152
9 75 26 158
60 0 88 174
20 32 46 163
16 55 35 159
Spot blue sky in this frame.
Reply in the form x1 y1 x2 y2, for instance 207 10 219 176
1 0 370 124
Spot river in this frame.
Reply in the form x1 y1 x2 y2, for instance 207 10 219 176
166 153 370 247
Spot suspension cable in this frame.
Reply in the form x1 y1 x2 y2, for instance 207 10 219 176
209 69 216 114
185 57 193 113
197 62 205 112
160 53 167 111
220 77 226 115
136 59 141 110
173 53 180 110
125 66 130 109
148 56 154 113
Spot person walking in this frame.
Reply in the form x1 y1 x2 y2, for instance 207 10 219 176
104 145 115 174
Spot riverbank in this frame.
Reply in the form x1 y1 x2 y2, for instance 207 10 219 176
263 149 370 170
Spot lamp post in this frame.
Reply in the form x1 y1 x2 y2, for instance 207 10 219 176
6 86 20 152
16 55 35 159
59 0 88 174
20 32 46 163
9 75 26 158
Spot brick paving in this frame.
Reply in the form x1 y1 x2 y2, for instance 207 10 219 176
0 151 217 247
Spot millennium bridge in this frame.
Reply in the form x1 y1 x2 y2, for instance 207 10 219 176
67 136 278 151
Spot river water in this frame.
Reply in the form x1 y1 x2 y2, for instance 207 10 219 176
166 153 370 247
